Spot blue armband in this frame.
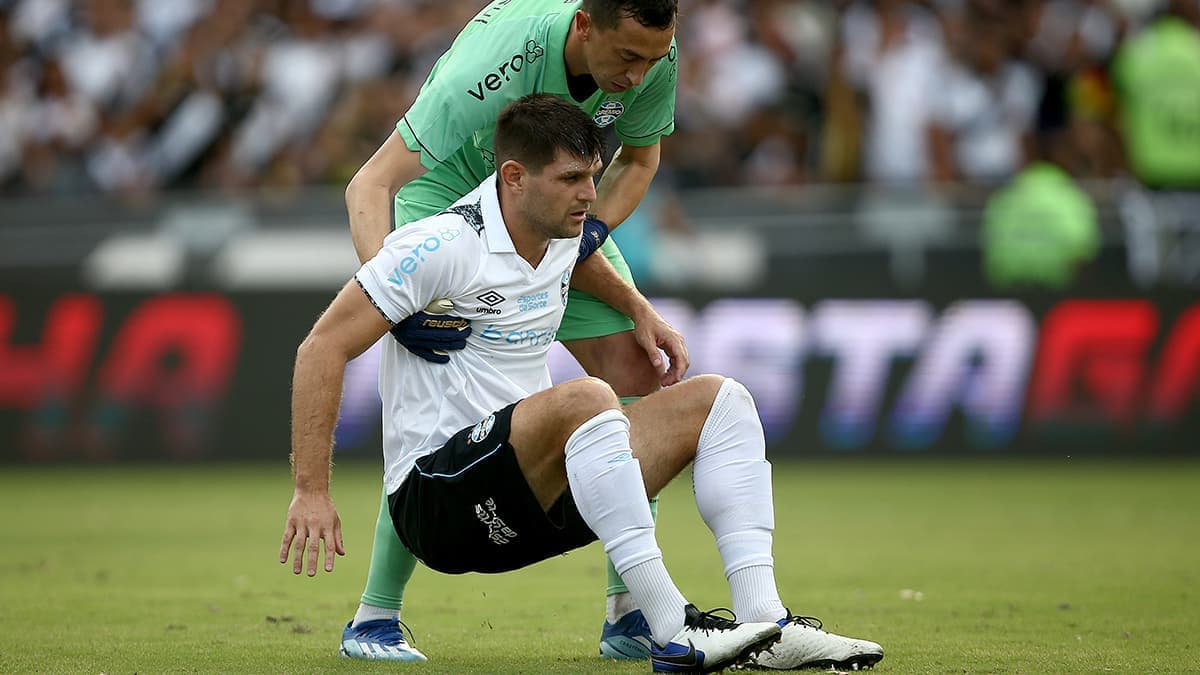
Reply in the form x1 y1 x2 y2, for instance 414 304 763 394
577 215 610 263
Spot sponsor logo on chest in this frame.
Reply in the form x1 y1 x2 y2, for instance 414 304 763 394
517 291 549 312
385 227 462 287
467 40 544 101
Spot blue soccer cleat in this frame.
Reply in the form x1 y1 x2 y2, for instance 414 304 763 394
339 618 428 661
650 604 780 673
599 608 653 659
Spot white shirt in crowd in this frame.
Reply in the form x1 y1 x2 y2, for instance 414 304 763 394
354 175 581 494
934 61 1041 182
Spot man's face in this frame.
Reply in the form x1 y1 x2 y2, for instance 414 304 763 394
580 12 674 93
520 150 603 240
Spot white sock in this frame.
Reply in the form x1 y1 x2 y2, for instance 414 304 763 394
606 591 638 624
729 565 787 623
352 603 398 626
565 409 687 646
620 559 687 645
692 378 786 622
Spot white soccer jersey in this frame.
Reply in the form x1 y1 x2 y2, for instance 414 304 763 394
355 175 580 494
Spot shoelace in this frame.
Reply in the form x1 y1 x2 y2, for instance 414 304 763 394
691 607 740 635
782 613 824 631
357 619 420 646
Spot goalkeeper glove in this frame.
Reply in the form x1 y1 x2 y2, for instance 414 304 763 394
389 312 472 364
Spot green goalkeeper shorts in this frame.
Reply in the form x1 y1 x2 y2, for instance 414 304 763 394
396 197 636 343
558 236 637 342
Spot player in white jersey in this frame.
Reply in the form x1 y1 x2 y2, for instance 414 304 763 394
280 96 884 671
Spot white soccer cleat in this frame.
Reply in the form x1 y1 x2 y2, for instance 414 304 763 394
745 613 883 670
651 604 781 672
339 619 428 662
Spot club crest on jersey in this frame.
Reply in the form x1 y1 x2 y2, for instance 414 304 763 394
560 269 571 306
468 414 496 444
593 100 624 127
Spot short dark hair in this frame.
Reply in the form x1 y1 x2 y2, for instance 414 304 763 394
494 94 605 173
582 0 677 31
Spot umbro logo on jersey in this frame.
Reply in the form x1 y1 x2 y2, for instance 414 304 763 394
474 290 505 315
466 40 544 101
476 291 505 306
593 100 624 127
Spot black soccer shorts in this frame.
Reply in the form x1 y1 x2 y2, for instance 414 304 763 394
388 401 598 574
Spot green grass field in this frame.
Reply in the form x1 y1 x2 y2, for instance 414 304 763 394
1 460 1197 673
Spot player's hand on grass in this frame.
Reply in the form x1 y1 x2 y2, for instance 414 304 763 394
391 303 472 364
280 491 345 576
630 306 689 386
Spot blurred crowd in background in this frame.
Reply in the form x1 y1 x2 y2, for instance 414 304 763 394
0 0 1198 199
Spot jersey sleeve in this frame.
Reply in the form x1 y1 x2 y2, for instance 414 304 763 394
354 217 480 323
614 42 678 147
397 22 548 169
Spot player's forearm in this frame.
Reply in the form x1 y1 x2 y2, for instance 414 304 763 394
345 131 426 263
289 336 349 495
346 180 398 264
570 254 655 322
592 144 660 229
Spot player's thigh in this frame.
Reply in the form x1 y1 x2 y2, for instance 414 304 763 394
509 377 621 509
624 374 727 497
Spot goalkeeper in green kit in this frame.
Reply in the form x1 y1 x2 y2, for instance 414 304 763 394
334 0 680 663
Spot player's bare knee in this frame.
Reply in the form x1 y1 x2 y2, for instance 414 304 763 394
691 373 728 397
560 376 620 420
680 374 728 412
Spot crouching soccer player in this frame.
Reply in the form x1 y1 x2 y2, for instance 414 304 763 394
279 95 884 671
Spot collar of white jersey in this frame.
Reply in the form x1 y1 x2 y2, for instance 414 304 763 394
478 172 515 253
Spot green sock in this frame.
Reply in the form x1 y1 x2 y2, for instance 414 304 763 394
360 490 418 610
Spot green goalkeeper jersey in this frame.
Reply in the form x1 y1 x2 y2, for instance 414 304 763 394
394 0 678 223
